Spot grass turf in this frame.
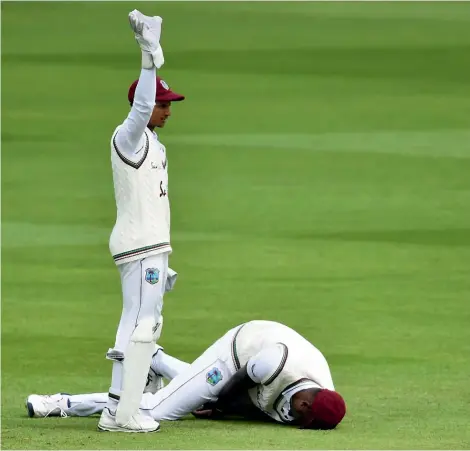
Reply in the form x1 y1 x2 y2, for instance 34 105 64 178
2 1 470 449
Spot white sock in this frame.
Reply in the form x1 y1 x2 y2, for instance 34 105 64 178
105 360 123 410
109 361 123 399
151 350 190 380
66 393 108 417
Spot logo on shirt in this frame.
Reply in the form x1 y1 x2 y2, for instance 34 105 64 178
206 367 223 386
145 268 160 285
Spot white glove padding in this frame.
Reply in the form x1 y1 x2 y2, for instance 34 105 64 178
128 10 164 69
165 268 178 293
151 45 165 69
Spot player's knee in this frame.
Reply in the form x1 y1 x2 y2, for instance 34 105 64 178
131 317 155 343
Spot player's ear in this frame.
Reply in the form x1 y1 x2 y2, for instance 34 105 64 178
300 400 310 410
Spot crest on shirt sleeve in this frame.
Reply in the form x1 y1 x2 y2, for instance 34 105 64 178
145 268 160 285
206 367 223 386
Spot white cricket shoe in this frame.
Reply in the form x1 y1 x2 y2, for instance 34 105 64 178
98 407 160 433
144 367 165 394
26 393 70 418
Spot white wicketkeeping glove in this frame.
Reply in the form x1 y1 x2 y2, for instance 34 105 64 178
165 268 178 293
128 9 165 69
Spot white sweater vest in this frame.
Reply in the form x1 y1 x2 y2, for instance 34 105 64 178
109 127 171 264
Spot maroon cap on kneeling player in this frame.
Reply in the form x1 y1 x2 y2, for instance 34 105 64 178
128 77 185 105
301 389 346 430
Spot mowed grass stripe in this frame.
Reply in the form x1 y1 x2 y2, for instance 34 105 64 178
4 221 470 248
166 129 470 158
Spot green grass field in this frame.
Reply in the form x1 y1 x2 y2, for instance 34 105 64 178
2 1 470 449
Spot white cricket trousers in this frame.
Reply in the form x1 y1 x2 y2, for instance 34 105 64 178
141 325 240 420
109 252 169 397
67 326 240 419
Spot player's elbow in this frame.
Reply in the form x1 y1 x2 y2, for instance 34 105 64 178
132 99 155 116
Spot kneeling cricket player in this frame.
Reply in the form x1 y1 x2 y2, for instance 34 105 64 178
26 321 346 431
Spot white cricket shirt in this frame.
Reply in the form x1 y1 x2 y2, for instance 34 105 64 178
230 320 335 424
109 68 171 265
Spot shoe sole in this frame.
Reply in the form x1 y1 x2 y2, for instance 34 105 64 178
97 424 160 433
26 400 35 418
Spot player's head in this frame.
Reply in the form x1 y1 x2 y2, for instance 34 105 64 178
291 388 346 430
128 77 185 129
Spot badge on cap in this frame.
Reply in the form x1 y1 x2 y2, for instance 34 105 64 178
160 80 169 90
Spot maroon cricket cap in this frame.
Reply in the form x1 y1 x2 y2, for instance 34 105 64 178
302 389 346 430
128 77 185 104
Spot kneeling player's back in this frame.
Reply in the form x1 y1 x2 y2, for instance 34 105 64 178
234 320 320 361
233 320 335 420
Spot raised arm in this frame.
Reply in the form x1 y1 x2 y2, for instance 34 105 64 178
114 10 165 158
114 68 156 157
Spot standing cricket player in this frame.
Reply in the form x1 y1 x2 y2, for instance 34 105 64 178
26 321 346 430
101 10 185 432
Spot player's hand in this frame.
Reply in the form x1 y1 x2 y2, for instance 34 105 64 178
128 10 165 69
192 403 225 420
